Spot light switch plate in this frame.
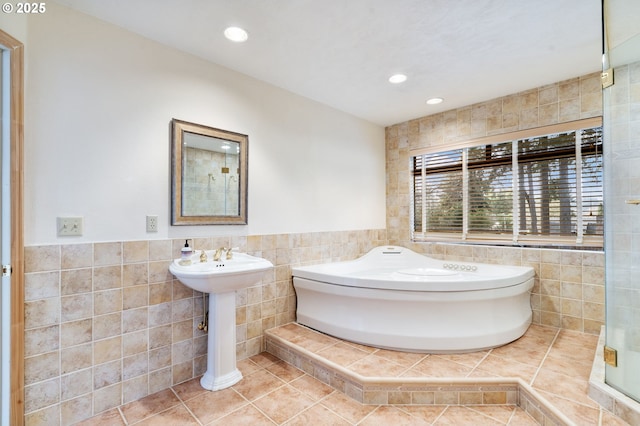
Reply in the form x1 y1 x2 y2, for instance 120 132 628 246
57 217 83 236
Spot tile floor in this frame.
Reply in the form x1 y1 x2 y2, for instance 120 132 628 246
78 323 630 425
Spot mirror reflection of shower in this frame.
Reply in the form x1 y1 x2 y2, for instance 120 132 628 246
181 133 241 217
220 143 240 215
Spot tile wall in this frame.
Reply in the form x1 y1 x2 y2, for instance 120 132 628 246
385 71 606 335
22 230 387 424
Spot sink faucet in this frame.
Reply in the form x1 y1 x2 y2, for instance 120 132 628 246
226 247 233 260
200 250 207 263
213 247 226 261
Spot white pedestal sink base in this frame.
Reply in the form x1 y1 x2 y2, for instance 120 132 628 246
168 252 273 391
200 368 242 391
200 291 242 391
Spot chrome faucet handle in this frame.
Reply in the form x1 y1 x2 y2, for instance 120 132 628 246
226 247 233 260
199 250 207 263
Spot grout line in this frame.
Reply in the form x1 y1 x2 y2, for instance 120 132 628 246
169 387 203 426
528 328 561 386
431 405 450 424
228 370 280 425
247 400 279 425
315 389 364 425
467 348 493 377
465 404 515 425
399 354 430 377
357 404 381 425
116 406 127 425
505 405 518 425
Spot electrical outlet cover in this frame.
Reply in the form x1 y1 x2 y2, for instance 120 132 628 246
146 215 158 232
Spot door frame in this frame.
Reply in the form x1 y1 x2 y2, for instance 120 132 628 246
0 29 24 426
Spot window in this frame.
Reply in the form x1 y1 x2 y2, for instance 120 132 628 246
411 118 603 248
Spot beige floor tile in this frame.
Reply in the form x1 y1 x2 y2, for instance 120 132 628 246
434 350 489 368
536 390 601 425
315 342 371 367
506 409 539 425
289 374 336 400
286 403 351 425
249 351 281 368
540 351 593 381
396 405 447 423
252 385 315 424
341 340 378 354
119 388 181 424
348 354 409 377
281 325 338 353
184 387 248 424
411 355 474 377
532 368 598 408
473 354 539 383
549 340 597 365
207 404 276 425
172 376 208 402
319 391 377 423
74 408 125 426
373 347 427 368
465 369 502 379
237 357 262 375
134 404 199 425
434 405 504 425
600 408 634 426
232 369 286 401
554 328 598 347
468 405 518 423
488 344 548 367
518 324 559 344
359 405 431 425
265 360 306 382
268 322 305 340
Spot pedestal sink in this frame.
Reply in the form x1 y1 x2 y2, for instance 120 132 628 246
169 250 273 391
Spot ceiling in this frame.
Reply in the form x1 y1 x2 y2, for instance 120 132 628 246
54 1 629 127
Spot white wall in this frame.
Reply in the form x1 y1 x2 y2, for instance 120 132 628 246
0 11 27 43
22 3 386 245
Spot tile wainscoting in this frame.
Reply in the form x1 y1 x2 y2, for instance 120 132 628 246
22 229 387 425
21 228 604 424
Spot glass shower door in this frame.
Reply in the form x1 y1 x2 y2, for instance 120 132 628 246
603 31 640 402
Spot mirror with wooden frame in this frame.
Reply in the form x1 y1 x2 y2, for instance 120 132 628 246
171 119 248 225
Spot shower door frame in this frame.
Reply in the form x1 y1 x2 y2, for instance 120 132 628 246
603 29 640 403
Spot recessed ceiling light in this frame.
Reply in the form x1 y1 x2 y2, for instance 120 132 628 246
224 27 248 43
388 74 407 84
426 97 444 105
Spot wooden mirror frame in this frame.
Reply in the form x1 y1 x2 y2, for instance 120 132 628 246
171 119 248 225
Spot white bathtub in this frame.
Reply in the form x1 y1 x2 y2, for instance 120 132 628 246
292 246 535 353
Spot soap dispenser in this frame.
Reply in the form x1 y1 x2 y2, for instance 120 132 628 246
179 239 193 265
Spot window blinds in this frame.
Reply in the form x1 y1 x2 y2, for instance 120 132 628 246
411 120 603 247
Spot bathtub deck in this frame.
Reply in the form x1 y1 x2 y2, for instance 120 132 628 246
265 322 627 425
